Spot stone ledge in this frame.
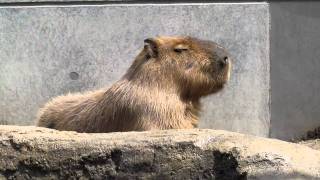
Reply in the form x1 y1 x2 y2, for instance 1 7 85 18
0 125 319 179
299 139 320 151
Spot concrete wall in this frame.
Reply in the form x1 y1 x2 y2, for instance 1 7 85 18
0 3 270 137
1 0 320 141
270 2 320 140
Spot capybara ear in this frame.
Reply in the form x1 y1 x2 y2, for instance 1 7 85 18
144 38 158 58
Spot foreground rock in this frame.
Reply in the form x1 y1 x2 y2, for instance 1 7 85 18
0 126 319 179
299 139 320 151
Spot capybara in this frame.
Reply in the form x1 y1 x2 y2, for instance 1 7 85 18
36 36 232 133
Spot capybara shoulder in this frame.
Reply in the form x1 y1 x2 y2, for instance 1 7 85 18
36 36 232 133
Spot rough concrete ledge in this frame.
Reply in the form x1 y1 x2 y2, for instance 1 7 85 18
299 139 320 151
0 126 319 179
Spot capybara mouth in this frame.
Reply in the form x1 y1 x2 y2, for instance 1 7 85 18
210 83 225 94
212 62 231 93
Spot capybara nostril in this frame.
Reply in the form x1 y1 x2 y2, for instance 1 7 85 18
218 56 229 69
224 56 229 64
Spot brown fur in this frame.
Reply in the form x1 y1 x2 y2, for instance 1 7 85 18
36 36 232 133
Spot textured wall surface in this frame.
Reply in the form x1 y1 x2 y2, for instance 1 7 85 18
270 2 320 140
0 3 270 136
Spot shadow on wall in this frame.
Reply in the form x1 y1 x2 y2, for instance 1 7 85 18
270 2 320 140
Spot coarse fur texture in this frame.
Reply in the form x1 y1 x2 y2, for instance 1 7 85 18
36 36 232 133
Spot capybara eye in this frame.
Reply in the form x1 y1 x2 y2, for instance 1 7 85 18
174 44 189 53
174 48 188 53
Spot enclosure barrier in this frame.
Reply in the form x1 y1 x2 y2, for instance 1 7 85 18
0 126 319 179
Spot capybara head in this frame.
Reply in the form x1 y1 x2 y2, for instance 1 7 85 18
125 36 232 99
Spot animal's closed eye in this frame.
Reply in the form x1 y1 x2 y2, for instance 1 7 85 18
174 44 189 53
174 48 188 53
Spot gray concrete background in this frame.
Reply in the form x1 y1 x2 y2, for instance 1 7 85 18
1 0 320 142
270 2 320 140
0 3 270 137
